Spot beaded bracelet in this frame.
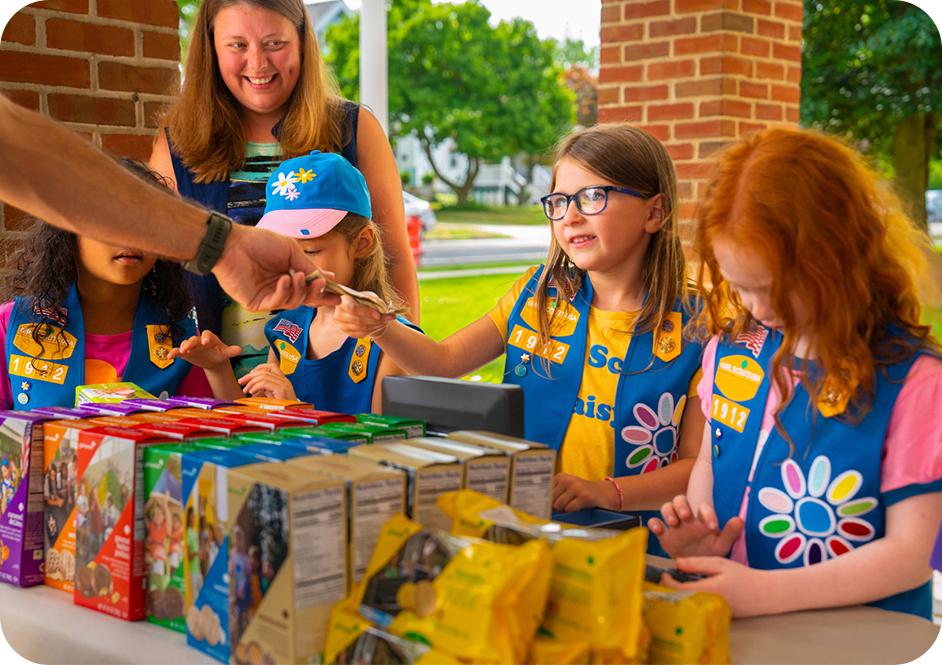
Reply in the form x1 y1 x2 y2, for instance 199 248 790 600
604 476 624 511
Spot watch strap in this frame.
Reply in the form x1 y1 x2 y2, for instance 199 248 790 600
182 211 233 276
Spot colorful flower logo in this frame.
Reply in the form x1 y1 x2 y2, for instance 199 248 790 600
272 171 298 196
296 167 316 183
621 392 685 473
757 455 877 566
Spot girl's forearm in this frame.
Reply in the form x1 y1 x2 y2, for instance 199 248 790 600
755 494 941 615
203 366 245 401
756 537 933 615
375 316 502 378
617 458 696 511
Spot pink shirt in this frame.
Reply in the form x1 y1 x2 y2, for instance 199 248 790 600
698 336 942 564
0 301 212 409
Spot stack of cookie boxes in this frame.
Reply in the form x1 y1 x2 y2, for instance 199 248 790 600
0 395 557 664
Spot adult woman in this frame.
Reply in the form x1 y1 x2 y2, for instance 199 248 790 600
150 0 418 376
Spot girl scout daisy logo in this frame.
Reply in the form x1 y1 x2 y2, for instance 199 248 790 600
621 392 685 473
758 455 877 566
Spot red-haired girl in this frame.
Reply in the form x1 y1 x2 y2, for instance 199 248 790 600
648 127 942 618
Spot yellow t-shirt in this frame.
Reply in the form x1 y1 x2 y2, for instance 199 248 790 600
488 267 700 481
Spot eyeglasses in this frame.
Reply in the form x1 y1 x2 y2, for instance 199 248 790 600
540 185 647 221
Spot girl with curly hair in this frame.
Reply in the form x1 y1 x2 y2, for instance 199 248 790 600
649 127 942 619
0 159 215 410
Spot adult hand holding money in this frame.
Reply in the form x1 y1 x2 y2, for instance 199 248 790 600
300 269 408 316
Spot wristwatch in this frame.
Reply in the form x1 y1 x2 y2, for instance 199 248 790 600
182 210 233 276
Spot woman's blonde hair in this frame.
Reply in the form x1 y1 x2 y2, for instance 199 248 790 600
535 123 687 354
165 0 347 182
695 126 941 423
332 214 404 312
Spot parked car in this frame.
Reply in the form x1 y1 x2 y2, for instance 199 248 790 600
927 190 942 243
403 191 437 233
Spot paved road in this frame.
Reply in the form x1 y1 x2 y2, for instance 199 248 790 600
419 223 550 267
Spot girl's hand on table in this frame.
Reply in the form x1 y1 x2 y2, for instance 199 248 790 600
659 556 774 618
552 473 618 512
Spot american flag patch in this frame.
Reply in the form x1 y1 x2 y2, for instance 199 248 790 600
273 318 303 343
32 303 67 326
735 325 768 357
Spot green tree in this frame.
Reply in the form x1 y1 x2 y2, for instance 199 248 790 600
326 0 575 204
801 0 942 229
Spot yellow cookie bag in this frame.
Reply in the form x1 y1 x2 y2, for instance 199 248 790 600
324 606 372 665
389 537 553 664
642 582 731 664
527 638 591 664
539 527 648 663
441 490 649 663
438 489 546 540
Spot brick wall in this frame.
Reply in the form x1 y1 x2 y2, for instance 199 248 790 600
0 0 180 288
598 0 803 241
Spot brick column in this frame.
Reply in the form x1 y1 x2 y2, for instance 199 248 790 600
598 0 802 239
0 0 180 288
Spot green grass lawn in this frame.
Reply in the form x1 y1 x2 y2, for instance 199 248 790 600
424 223 510 240
419 271 525 383
436 205 547 226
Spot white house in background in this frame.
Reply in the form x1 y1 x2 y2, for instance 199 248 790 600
306 0 352 43
308 1 551 205
394 134 552 205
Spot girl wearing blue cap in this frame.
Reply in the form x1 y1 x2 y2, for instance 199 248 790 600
173 151 416 413
335 124 705 542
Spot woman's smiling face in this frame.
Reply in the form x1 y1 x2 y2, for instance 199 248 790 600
213 3 302 124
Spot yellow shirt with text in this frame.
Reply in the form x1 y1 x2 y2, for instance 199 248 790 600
488 267 699 480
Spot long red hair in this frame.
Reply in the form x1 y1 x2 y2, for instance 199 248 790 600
695 127 940 422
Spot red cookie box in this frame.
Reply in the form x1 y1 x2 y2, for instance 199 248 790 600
213 406 314 430
73 426 172 620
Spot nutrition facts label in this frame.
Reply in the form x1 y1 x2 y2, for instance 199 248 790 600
291 487 346 608
511 453 555 519
351 478 406 582
465 461 511 504
414 469 462 532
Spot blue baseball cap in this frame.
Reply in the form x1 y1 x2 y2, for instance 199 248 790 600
257 151 372 238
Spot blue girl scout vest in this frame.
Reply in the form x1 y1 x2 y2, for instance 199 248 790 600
710 324 939 618
264 307 420 414
5 286 195 410
503 267 703 472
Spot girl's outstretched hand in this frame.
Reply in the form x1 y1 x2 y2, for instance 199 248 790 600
647 495 743 559
334 295 395 340
169 330 241 370
552 473 618 512
238 363 297 400
659 556 772 617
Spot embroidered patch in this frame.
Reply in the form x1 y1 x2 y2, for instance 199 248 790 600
757 455 877 566
348 338 371 384
12 323 77 361
276 340 301 375
273 318 303 344
653 312 682 362
146 325 174 369
734 325 768 357
715 355 765 403
621 392 685 474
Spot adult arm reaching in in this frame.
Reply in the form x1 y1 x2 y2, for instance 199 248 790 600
0 95 339 313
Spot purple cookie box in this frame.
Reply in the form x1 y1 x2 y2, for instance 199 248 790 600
0 410 54 587
165 396 236 410
31 406 90 420
122 398 184 412
77 402 146 416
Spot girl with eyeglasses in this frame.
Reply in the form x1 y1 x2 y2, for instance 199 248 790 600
335 125 705 548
